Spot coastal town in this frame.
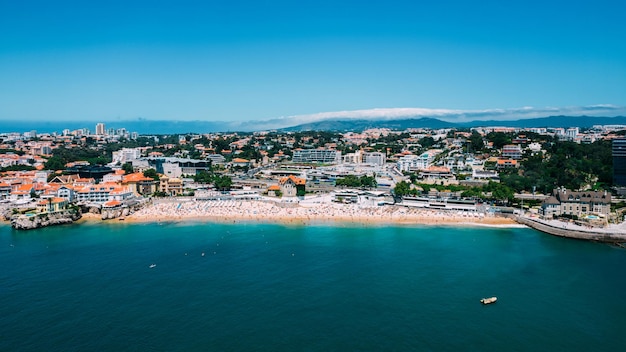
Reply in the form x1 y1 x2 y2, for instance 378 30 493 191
2 122 626 241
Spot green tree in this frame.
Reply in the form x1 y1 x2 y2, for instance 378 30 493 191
394 181 411 197
44 156 66 171
468 131 484 153
122 162 134 174
143 168 160 180
214 175 232 191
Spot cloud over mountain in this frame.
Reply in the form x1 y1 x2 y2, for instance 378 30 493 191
236 105 626 131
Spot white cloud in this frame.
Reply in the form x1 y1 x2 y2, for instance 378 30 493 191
232 105 626 131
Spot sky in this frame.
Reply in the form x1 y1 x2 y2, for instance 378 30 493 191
1 0 625 124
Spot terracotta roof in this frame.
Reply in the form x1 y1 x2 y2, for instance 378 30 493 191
232 158 250 163
103 200 122 208
123 172 154 182
268 185 280 191
279 175 306 186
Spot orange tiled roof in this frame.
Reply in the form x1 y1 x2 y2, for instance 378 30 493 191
279 175 306 186
268 185 280 191
123 172 154 182
103 200 122 207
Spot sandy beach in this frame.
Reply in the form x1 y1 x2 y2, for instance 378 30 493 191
108 199 521 227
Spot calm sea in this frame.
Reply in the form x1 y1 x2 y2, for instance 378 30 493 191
1 222 625 351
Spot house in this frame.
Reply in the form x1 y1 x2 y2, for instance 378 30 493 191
540 188 611 219
0 182 12 200
10 183 33 201
279 175 306 197
267 184 281 197
232 158 250 168
159 175 183 196
122 172 158 196
76 183 133 204
496 159 518 169
36 197 69 213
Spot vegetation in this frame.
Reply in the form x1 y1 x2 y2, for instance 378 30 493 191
335 175 377 189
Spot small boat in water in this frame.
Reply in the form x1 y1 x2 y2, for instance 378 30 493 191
480 297 497 305
149 264 156 268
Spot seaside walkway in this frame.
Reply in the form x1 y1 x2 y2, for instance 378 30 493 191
517 216 626 243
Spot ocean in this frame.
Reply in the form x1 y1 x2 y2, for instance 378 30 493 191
1 222 625 351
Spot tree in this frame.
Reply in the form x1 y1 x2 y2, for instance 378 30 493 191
122 162 134 174
468 131 484 153
214 175 232 191
44 156 66 171
359 175 377 189
394 181 411 197
193 170 213 183
143 168 160 180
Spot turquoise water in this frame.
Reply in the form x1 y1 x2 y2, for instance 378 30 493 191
1 222 625 351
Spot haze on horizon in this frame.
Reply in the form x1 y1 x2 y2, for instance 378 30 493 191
1 0 625 123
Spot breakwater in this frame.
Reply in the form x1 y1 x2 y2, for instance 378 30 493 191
517 216 626 243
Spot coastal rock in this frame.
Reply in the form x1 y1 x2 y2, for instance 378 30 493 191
11 210 82 230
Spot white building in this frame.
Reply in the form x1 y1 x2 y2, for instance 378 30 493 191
111 148 142 165
363 152 386 166
292 149 341 164
396 150 441 172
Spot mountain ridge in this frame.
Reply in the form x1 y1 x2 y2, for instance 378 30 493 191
1 115 625 134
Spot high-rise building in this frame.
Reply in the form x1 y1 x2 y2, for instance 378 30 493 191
612 139 626 186
96 123 105 135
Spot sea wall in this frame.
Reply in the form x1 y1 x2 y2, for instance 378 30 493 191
11 210 82 230
517 217 626 242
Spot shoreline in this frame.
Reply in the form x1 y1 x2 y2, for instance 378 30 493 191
85 200 522 228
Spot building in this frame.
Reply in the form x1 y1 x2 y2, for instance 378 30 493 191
363 152 386 166
540 188 611 219
396 150 440 172
612 139 626 187
279 175 306 197
501 144 522 160
36 197 69 213
292 149 341 164
76 183 134 203
159 175 183 196
111 148 142 165
95 123 105 136
133 157 212 178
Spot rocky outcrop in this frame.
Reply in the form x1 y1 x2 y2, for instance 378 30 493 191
101 207 130 220
11 210 82 230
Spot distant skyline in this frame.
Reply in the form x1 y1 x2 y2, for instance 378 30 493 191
1 1 625 123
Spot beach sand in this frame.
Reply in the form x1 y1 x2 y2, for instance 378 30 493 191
102 200 521 228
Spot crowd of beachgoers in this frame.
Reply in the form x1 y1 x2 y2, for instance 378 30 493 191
121 199 519 226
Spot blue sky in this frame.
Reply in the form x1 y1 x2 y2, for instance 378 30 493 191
1 0 625 123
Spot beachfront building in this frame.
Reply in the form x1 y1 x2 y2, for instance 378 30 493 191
159 175 183 196
292 149 341 164
540 188 611 219
0 182 11 200
75 183 134 204
36 197 69 213
56 185 76 202
279 175 306 197
122 172 158 196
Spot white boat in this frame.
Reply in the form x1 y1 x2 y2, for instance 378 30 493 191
149 264 156 268
480 297 497 305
